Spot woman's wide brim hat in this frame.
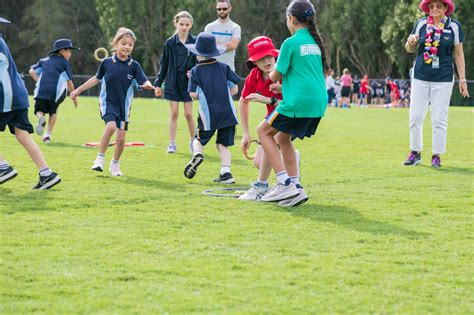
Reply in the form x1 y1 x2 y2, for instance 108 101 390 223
48 38 80 55
420 0 455 16
185 32 225 58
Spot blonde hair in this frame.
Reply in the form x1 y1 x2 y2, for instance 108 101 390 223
111 27 136 51
174 11 193 24
343 68 350 75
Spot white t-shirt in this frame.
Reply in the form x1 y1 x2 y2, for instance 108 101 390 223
204 19 241 71
326 75 335 90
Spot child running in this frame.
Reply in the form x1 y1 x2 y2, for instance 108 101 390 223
154 11 197 154
183 32 240 183
257 0 328 206
0 17 60 189
238 36 300 201
70 27 155 176
29 38 79 143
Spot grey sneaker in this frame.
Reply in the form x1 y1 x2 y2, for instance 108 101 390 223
0 166 18 184
167 143 177 153
260 181 299 202
278 187 309 207
403 151 422 166
239 183 269 200
35 116 46 135
184 153 204 179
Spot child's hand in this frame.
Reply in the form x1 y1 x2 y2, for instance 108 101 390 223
70 89 80 100
269 83 282 94
190 92 198 100
155 87 162 97
241 134 251 151
141 82 155 91
72 97 78 108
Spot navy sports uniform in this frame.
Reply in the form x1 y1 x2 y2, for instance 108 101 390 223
0 34 33 134
96 54 148 130
31 54 73 114
188 58 240 146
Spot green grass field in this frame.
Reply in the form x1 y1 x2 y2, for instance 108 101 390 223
1 97 473 313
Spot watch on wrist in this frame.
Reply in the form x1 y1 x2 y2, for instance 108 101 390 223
270 96 278 106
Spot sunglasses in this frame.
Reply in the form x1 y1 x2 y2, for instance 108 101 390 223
428 3 446 9
216 8 229 11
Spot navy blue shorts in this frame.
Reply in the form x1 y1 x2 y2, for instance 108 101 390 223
102 113 128 131
196 125 235 147
266 110 321 140
34 98 61 115
0 109 34 134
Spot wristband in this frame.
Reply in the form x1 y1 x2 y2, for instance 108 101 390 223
270 96 278 106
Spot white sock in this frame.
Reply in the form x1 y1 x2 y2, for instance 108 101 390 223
111 159 119 165
290 176 300 185
0 160 9 169
97 153 105 161
221 165 231 175
276 171 290 185
39 167 52 177
44 132 51 138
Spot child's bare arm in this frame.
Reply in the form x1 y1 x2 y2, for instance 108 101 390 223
67 80 78 107
230 84 238 96
269 69 282 83
29 68 39 82
70 77 100 100
140 80 155 91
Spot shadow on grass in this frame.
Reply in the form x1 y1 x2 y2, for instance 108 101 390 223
419 164 474 175
108 175 182 191
0 188 51 214
42 141 84 149
278 203 429 239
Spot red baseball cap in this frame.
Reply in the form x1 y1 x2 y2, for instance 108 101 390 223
246 36 279 69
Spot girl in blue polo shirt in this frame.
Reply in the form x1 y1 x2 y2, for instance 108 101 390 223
154 11 197 154
71 27 155 176
257 0 328 206
0 17 61 190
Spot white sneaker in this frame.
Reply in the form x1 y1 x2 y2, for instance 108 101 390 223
91 159 105 172
109 161 123 176
35 116 46 135
239 183 270 201
278 187 309 207
167 143 176 153
260 182 299 202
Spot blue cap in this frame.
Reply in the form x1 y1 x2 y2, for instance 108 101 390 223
185 32 225 58
0 17 11 24
48 38 80 55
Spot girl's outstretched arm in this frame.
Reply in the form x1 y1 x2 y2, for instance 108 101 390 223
70 77 100 100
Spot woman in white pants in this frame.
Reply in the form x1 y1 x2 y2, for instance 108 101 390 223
404 0 469 167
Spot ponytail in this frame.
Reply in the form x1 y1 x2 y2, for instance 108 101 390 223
307 18 328 72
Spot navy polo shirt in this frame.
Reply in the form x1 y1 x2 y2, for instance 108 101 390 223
0 35 29 113
31 53 73 103
96 54 148 122
188 59 240 130
411 17 464 82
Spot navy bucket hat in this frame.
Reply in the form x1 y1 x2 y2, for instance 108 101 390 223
0 17 11 24
49 39 80 55
185 32 225 58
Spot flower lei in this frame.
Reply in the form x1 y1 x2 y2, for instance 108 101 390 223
423 16 446 64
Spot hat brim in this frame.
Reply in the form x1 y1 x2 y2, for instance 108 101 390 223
0 17 11 24
246 49 279 69
48 46 81 55
420 0 455 15
184 44 226 58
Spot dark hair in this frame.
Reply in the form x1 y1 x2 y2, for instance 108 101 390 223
286 0 328 72
216 0 230 5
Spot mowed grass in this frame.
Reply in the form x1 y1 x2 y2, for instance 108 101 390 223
0 97 473 313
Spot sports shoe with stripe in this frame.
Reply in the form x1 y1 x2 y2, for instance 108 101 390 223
403 151 422 166
32 172 61 190
278 187 309 207
260 180 299 202
184 153 204 179
0 166 18 185
431 154 441 168
239 182 269 200
167 143 177 153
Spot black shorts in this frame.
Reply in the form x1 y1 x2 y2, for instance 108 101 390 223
341 86 351 97
34 98 61 115
266 110 321 140
102 113 129 131
196 125 235 147
0 109 34 134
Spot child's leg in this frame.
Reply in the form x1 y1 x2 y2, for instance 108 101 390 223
257 121 283 174
192 138 203 154
98 122 116 155
14 127 48 170
276 132 298 179
257 148 272 183
113 129 126 162
253 145 263 169
46 114 57 135
183 101 195 140
168 101 179 143
216 143 231 174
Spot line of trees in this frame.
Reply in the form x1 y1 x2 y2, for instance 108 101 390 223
1 0 472 80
